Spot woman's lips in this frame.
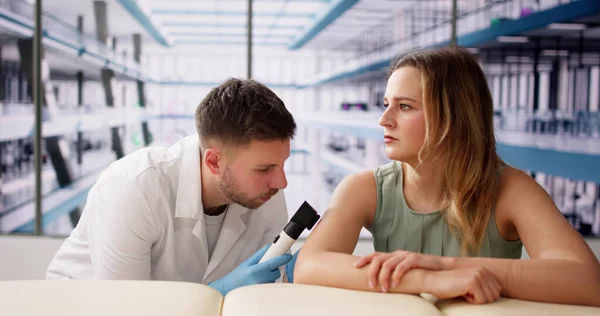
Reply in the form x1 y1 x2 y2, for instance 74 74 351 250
384 135 397 143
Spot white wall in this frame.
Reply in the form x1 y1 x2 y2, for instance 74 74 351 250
0 236 64 280
142 45 338 85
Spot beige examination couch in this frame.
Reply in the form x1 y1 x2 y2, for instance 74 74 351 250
1 281 599 316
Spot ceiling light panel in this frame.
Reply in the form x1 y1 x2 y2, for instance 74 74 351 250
264 27 300 36
263 37 290 44
252 16 278 25
174 34 256 41
150 1 285 14
169 26 249 35
547 23 587 30
284 2 327 14
151 1 221 11
275 16 315 26
497 36 529 43
155 15 218 25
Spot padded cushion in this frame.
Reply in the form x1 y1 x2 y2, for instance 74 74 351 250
0 280 222 316
439 297 600 316
222 283 440 316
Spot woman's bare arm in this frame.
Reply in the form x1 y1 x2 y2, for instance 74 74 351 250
294 171 433 294
448 168 600 306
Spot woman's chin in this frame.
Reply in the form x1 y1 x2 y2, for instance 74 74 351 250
385 149 405 161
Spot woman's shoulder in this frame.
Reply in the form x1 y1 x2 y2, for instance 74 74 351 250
494 164 549 240
337 169 377 194
329 169 379 226
342 161 400 189
496 165 540 199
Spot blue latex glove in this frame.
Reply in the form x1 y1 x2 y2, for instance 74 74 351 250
208 244 292 296
286 248 300 283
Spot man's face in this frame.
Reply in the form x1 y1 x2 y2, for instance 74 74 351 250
219 139 290 209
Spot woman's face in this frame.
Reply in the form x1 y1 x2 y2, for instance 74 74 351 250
378 66 427 164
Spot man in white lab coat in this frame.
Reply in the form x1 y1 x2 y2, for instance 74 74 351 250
47 78 298 295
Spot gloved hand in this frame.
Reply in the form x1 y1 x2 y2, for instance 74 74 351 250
286 248 300 283
208 244 292 296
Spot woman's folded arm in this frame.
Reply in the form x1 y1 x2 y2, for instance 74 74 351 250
293 171 432 294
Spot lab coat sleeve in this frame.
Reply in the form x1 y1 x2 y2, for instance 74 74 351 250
86 175 158 280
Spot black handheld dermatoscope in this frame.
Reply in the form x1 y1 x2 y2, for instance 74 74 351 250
258 201 320 263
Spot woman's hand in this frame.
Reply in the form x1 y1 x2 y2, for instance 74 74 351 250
354 251 454 292
427 267 502 304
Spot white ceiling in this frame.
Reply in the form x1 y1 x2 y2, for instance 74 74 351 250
2 0 473 64
148 0 328 46
31 0 468 50
43 0 149 44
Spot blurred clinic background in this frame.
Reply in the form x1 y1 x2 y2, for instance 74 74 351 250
1 0 600 279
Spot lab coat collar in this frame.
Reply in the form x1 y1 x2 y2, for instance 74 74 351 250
203 204 250 279
174 135 251 280
174 136 210 271
174 135 203 219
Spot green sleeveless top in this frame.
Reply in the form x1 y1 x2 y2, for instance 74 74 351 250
368 161 522 258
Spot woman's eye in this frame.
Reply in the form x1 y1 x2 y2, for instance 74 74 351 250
399 103 411 110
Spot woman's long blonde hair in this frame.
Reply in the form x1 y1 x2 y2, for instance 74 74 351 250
390 47 502 256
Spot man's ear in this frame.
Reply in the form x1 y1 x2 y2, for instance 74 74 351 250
203 148 222 175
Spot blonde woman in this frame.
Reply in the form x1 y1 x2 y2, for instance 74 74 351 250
294 47 600 306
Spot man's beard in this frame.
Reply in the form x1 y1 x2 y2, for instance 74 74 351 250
220 167 278 209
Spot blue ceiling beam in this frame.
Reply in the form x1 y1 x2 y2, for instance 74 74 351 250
116 0 171 47
457 0 600 47
152 10 315 18
288 0 359 50
163 22 304 30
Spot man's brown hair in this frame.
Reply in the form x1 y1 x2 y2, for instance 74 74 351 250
195 78 296 152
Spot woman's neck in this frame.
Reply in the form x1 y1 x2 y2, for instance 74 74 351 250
402 161 447 212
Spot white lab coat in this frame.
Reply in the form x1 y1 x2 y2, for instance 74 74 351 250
46 135 289 283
